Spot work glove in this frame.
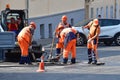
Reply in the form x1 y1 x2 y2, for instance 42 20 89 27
87 38 92 43
29 45 32 49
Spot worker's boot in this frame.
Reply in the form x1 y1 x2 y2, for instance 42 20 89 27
19 56 25 64
71 58 76 64
92 51 97 64
88 49 92 64
63 58 68 64
54 48 61 62
25 56 32 65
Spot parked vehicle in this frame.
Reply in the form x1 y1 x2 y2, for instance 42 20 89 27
74 19 120 46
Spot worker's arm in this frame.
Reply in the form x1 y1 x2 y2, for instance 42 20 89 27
29 27 35 46
82 21 93 29
88 26 100 42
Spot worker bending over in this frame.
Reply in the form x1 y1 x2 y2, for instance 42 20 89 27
17 22 36 65
60 27 77 64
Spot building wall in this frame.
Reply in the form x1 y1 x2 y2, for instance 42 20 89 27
88 0 120 19
0 0 85 40
29 9 85 40
29 0 84 18
0 0 26 11
0 0 85 18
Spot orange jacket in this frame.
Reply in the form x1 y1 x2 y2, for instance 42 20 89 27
8 23 18 31
60 28 77 43
89 26 100 38
84 21 100 40
17 26 32 45
55 22 71 38
59 22 71 28
60 28 77 48
55 27 61 38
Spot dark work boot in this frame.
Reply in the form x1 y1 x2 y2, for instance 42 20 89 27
26 56 32 65
63 58 68 64
92 60 97 64
88 49 92 64
92 51 97 64
88 58 92 64
71 58 76 64
19 56 25 64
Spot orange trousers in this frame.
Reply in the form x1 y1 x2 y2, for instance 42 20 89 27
63 39 76 59
56 42 64 48
56 38 64 48
87 38 98 51
18 37 29 56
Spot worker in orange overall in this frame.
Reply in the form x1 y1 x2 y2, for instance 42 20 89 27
83 19 101 64
17 22 36 65
60 27 77 64
54 15 72 61
54 25 64 61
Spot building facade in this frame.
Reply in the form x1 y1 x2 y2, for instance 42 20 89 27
86 0 120 19
0 0 85 41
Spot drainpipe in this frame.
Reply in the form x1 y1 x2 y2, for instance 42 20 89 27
26 0 29 26
114 0 117 19
85 0 89 20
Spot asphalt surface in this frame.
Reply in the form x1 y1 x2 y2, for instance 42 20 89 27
0 45 120 80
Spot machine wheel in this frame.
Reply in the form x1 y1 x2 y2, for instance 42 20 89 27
76 33 86 46
114 34 120 46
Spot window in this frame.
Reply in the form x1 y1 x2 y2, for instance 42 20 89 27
106 6 108 18
110 6 114 18
40 24 45 39
71 18 74 26
96 8 99 18
99 19 120 27
91 8 94 18
48 23 52 38
100 7 103 18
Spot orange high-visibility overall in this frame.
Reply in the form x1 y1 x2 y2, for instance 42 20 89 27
55 22 71 48
17 27 32 57
60 28 77 63
85 20 100 63
55 25 64 55
55 22 71 55
87 25 100 51
55 27 63 49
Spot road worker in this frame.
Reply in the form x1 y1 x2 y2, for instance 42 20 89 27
60 27 77 64
17 22 36 65
54 15 71 61
8 17 18 36
54 25 64 61
83 19 101 64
